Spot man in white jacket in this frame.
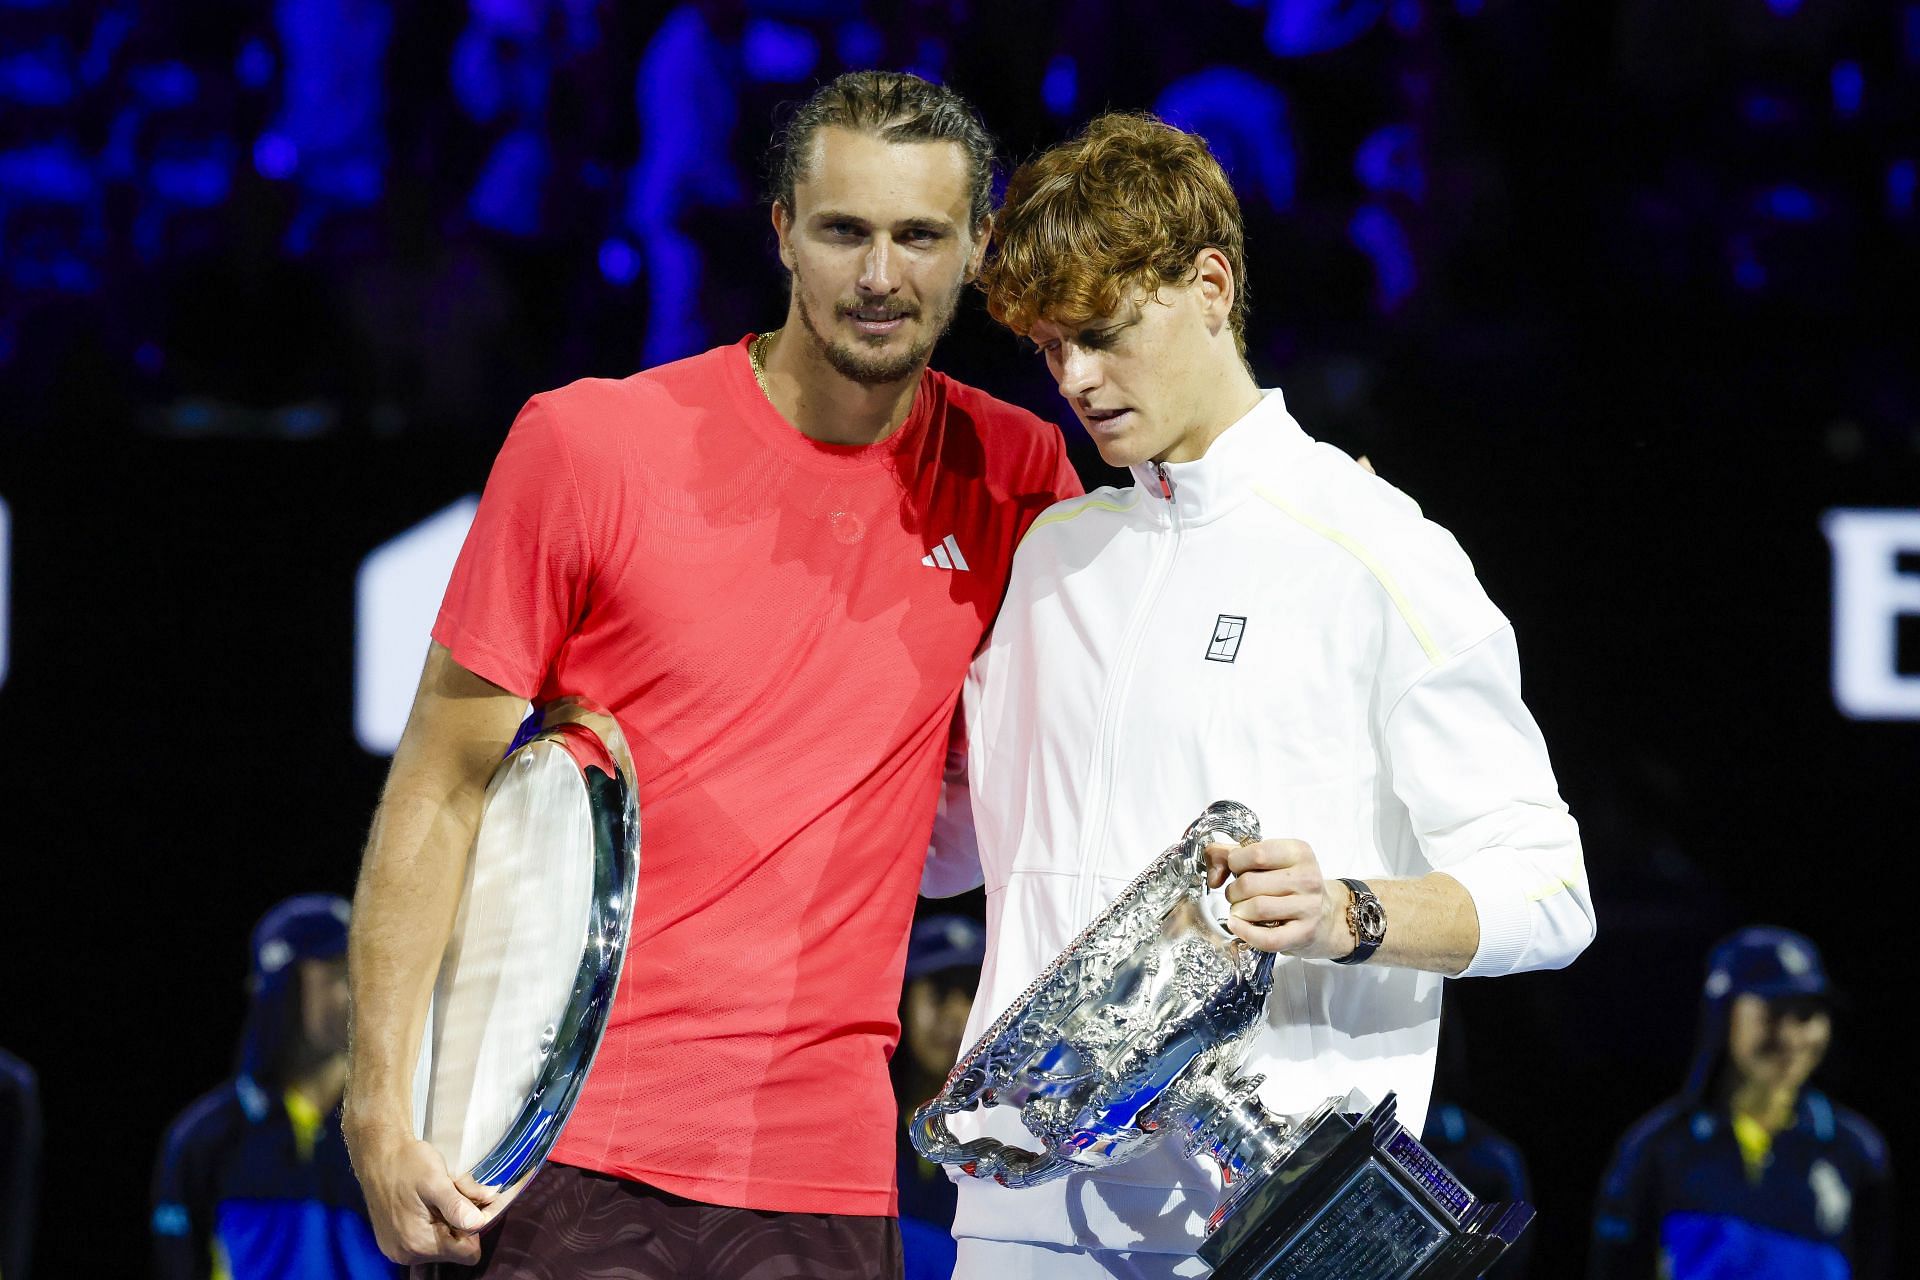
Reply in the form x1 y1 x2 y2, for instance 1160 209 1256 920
941 113 1596 1278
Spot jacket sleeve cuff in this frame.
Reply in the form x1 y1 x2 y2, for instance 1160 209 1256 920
1438 856 1535 977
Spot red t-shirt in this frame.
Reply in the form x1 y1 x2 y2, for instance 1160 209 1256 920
432 337 1080 1215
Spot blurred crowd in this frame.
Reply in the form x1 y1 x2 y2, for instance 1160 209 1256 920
4 0 1916 455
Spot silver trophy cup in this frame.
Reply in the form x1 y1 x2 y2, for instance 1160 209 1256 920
411 697 640 1212
911 801 1531 1280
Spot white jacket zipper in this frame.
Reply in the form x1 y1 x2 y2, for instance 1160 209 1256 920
1071 462 1182 926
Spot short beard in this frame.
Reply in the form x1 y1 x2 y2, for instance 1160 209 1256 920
791 270 966 387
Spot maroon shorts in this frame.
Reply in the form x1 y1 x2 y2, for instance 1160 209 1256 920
413 1163 904 1280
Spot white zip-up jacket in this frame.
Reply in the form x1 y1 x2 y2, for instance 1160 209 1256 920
946 389 1594 1256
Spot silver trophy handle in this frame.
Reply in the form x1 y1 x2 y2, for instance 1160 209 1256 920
1181 801 1263 876
906 1118 1080 1189
911 801 1264 1187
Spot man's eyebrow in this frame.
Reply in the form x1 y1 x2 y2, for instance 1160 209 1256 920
1074 317 1134 340
807 211 957 234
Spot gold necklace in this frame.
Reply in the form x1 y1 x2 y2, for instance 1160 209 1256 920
749 329 780 401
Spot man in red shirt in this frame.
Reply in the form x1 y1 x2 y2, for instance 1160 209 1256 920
343 71 1078 1279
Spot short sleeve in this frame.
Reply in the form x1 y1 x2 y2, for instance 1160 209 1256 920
1004 421 1084 549
432 396 592 698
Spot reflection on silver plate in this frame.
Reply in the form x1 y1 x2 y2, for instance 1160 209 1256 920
410 697 639 1193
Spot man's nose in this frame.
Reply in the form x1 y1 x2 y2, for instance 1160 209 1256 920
1057 346 1100 397
859 237 898 295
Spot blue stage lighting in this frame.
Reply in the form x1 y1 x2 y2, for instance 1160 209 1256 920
1758 185 1820 224
0 140 93 202
1155 68 1297 212
151 143 233 209
1728 236 1766 291
1355 123 1424 202
599 238 642 286
1831 61 1863 118
236 38 275 90
1738 91 1794 127
1043 56 1078 118
1266 0 1388 57
1889 158 1916 217
836 20 883 69
744 19 818 83
908 36 947 83
130 60 198 108
253 133 298 180
1349 204 1416 312
469 129 548 237
0 40 77 106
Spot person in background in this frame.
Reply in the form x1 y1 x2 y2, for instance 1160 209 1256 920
893 913 986 1280
0 1048 38 1280
1589 925 1892 1280
152 894 397 1280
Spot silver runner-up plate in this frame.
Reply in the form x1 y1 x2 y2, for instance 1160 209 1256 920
410 697 640 1214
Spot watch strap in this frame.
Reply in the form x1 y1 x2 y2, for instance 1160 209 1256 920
1333 877 1384 966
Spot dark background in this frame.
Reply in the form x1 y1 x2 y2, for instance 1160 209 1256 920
2 1 1916 1275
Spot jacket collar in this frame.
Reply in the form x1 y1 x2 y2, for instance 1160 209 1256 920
1126 388 1315 524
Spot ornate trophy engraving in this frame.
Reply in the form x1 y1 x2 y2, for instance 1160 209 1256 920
911 801 1532 1279
411 697 640 1207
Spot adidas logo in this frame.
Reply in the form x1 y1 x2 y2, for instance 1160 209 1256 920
921 534 971 571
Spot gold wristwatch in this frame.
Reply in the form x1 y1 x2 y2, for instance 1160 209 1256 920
1333 877 1385 965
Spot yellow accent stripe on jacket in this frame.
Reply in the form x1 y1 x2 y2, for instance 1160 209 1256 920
1253 486 1445 665
1018 496 1139 547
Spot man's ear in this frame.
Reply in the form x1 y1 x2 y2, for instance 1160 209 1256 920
964 214 993 283
772 201 796 271
1194 247 1234 335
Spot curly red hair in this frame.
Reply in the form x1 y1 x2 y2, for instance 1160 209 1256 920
983 113 1249 357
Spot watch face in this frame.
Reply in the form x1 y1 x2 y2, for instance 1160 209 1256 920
1352 898 1386 944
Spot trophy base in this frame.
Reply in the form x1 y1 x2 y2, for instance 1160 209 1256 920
1199 1094 1532 1280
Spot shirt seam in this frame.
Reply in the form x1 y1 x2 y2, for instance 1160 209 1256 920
539 399 595 609
1378 621 1514 727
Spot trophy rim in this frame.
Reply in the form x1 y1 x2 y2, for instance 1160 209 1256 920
425 697 642 1190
